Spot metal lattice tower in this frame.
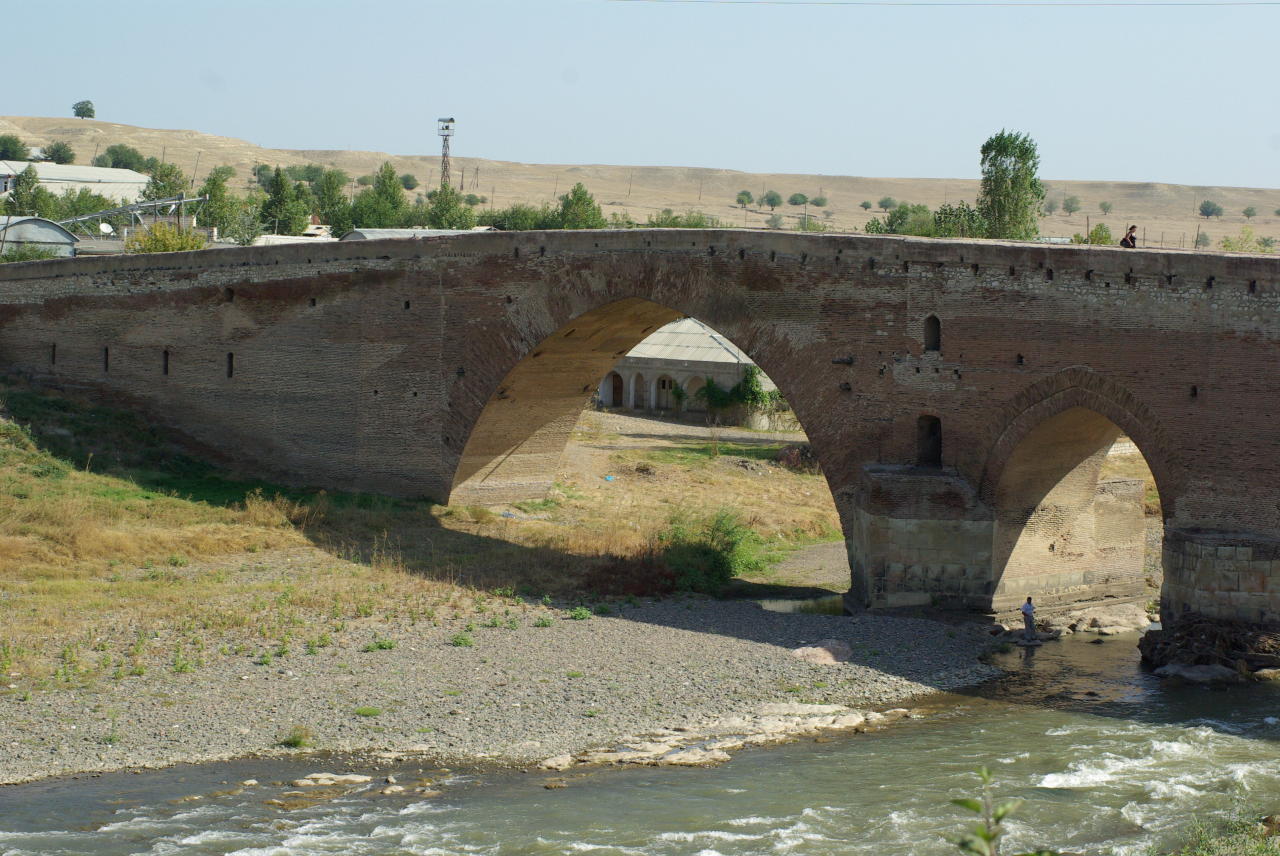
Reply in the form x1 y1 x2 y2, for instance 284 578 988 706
437 117 455 189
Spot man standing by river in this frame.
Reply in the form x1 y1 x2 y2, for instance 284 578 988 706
1021 597 1036 641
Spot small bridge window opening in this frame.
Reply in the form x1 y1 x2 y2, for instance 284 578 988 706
917 415 942 466
923 315 941 353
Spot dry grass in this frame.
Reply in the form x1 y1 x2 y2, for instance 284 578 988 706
0 386 840 684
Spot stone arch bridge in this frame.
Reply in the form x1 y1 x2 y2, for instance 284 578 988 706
1 230 1277 626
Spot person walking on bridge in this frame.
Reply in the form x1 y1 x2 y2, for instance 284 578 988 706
1120 225 1138 248
1021 597 1036 641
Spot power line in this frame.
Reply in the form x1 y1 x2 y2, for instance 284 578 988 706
609 0 1278 6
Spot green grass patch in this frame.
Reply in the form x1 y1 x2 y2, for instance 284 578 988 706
643 441 785 467
353 706 381 717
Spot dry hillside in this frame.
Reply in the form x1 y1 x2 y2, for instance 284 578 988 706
3 115 1278 247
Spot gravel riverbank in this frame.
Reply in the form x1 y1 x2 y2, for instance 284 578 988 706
0 598 999 786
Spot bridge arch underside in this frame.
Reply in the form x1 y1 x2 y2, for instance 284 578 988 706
990 407 1156 613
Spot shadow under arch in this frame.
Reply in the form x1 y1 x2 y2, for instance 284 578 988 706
446 296 840 508
979 369 1174 612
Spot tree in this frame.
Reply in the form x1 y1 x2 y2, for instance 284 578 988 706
1042 198 1058 216
1072 223 1113 245
4 165 58 218
356 174 375 186
878 196 897 212
860 200 872 211
1195 231 1211 248
195 166 237 235
426 183 478 229
400 173 419 191
477 203 559 231
224 196 264 246
72 100 95 119
760 190 782 211
934 201 986 238
252 164 275 189
0 134 30 160
1243 206 1257 219
42 141 75 164
766 213 784 229
124 223 206 253
787 193 808 207
1099 201 1113 215
260 167 310 235
1199 200 1224 219
976 130 1044 240
557 182 606 229
1275 208 1280 217
810 196 827 207
372 162 406 213
1062 196 1081 215
141 162 188 201
313 168 353 236
735 190 753 208
93 144 147 171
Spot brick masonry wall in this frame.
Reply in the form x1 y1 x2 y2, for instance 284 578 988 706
0 230 1277 622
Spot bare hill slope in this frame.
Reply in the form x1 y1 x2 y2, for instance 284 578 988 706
3 116 1277 246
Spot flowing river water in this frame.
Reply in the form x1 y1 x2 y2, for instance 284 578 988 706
3 631 1279 856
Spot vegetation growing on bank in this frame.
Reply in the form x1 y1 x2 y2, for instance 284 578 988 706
0 381 837 682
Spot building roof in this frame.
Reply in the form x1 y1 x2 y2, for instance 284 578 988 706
0 160 150 187
0 215 78 243
626 318 752 364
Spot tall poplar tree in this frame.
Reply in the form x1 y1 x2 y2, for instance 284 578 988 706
976 130 1045 241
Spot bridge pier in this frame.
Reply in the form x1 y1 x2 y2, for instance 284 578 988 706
1161 529 1280 626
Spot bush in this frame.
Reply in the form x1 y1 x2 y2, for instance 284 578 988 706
0 245 59 264
568 606 592 620
766 213 784 229
124 223 206 253
450 632 474 647
278 725 313 748
658 508 763 593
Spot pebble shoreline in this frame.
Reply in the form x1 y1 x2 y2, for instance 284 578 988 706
0 599 999 786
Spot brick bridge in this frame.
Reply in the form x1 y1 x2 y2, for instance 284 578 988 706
1 230 1277 626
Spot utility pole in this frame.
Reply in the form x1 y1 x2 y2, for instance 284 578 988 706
437 117 455 189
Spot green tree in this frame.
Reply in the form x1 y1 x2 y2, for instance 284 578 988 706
1072 223 1113 245
1242 206 1257 219
1099 201 1113 215
313 168 353 236
224 196 264 246
400 173 419 191
426 183 478 229
788 193 808 207
860 200 873 211
93 144 147 171
1195 231 1211 248
4 165 59 218
72 100 95 119
1061 196 1081 215
141 162 188 201
736 190 753 208
1274 208 1280 217
557 182 606 229
477 203 559 231
195 166 238 235
43 141 75 164
54 187 114 220
878 196 897 212
1198 200 1224 219
976 130 1045 240
1042 198 1058 216
260 167 309 235
356 174 375 186
810 196 828 207
760 190 782 211
886 203 935 236
934 202 987 238
124 223 207 253
372 162 406 213
0 134 31 160
252 164 274 189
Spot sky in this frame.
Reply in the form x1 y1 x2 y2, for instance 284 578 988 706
6 0 1278 188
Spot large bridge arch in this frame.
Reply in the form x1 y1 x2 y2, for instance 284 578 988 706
446 292 853 506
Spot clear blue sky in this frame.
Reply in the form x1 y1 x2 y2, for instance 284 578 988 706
8 0 1278 187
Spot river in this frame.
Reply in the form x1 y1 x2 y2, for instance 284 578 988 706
2 631 1278 856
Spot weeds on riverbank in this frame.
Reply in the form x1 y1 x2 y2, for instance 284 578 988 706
0 382 838 682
